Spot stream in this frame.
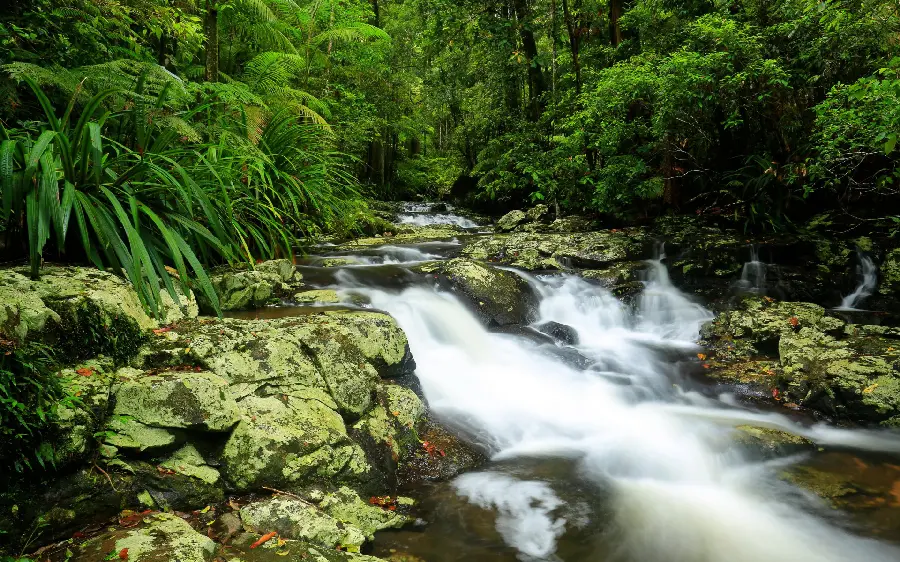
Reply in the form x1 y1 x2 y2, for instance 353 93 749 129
294 210 900 562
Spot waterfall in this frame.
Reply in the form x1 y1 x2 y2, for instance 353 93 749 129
341 254 900 562
735 245 767 294
838 249 878 310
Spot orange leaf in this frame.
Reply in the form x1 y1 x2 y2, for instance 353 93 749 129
119 548 129 560
697 353 707 361
76 367 95 377
789 317 800 327
251 531 278 549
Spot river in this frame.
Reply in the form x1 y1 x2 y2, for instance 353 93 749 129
303 207 900 562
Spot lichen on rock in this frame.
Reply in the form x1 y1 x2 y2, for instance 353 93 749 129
239 496 368 551
71 512 216 562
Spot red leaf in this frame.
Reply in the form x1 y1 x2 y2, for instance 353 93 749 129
119 548 129 560
251 531 278 549
789 317 800 327
76 367 95 377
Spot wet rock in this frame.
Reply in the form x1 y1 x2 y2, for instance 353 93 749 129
880 248 900 296
132 449 225 511
733 425 814 457
398 418 487 485
415 258 538 326
104 416 179 452
536 321 579 345
71 512 216 562
317 486 413 539
239 496 368 551
142 311 415 416
495 210 528 233
703 297 845 355
221 395 371 492
48 358 115 467
525 204 551 224
293 289 342 304
352 384 426 483
342 225 464 247
111 368 240 432
224 533 384 561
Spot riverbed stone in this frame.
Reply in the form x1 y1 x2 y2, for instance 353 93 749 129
111 368 240 432
71 512 216 562
206 260 305 312
317 486 412 539
415 258 538 326
221 395 371 492
293 289 342 304
240 496 368 551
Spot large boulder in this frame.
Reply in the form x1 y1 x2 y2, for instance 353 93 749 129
142 311 415 417
111 368 240 432
0 266 154 361
462 230 648 271
352 384 426 481
71 512 216 562
779 326 900 423
415 258 538 326
221 395 372 492
495 210 528 233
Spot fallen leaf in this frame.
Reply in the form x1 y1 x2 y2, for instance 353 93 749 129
697 353 707 361
119 547 129 560
863 383 879 394
251 532 278 549
76 367 95 377
789 317 800 327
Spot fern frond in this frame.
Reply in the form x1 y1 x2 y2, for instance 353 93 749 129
311 23 391 47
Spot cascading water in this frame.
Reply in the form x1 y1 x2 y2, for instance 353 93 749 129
396 202 479 228
735 245 767 295
838 249 878 310
332 244 900 562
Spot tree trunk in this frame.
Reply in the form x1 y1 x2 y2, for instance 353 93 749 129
609 0 623 47
204 0 219 82
511 0 546 119
371 0 381 27
551 0 558 99
561 0 582 95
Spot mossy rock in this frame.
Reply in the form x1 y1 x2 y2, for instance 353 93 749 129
778 327 900 422
220 395 372 492
293 290 342 304
222 533 385 562
111 368 240 432
141 311 415 417
733 425 814 457
316 486 412 540
461 229 647 271
0 266 153 362
880 248 900 296
239 496 368 551
414 258 538 326
398 418 487 485
340 225 464 247
205 260 305 312
71 512 216 562
495 210 528 233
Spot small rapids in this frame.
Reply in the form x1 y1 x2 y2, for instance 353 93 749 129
331 244 900 562
838 249 878 311
395 202 480 228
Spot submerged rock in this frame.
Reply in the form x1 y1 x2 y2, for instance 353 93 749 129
535 321 579 345
733 425 814 457
415 258 538 326
71 512 216 562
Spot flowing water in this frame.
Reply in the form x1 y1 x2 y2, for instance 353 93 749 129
311 237 900 561
395 202 480 228
838 250 878 311
735 245 767 295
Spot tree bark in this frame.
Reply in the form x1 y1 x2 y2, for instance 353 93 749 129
609 0 623 47
511 0 546 119
561 0 582 95
204 0 219 82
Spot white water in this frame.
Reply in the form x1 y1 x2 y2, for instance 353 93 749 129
838 250 878 310
346 254 900 561
735 246 767 295
397 213 478 228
